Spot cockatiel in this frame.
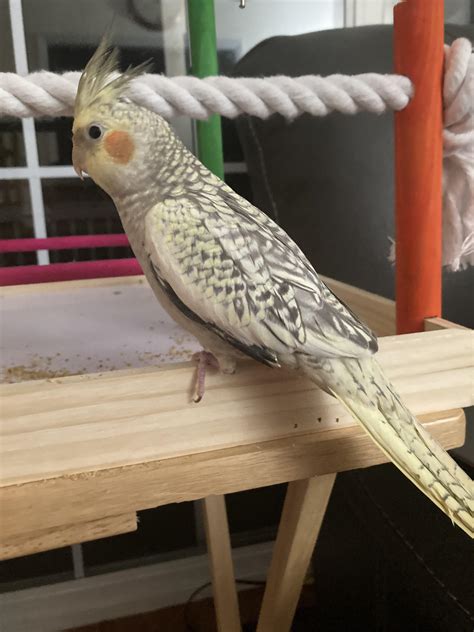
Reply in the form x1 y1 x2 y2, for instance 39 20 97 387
72 38 473 538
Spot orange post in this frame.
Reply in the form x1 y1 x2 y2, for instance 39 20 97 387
393 0 444 333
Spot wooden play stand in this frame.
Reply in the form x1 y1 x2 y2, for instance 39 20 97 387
1 275 472 631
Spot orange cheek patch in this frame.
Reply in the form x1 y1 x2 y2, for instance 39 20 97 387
104 130 135 164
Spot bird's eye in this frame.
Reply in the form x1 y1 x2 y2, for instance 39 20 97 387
87 124 103 140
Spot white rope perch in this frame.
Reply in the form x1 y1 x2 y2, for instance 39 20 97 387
389 37 473 271
442 38 474 271
0 72 413 120
0 38 472 269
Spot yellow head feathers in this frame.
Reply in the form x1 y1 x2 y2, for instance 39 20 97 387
74 34 150 116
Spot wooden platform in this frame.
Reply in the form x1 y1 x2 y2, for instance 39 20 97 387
1 276 472 560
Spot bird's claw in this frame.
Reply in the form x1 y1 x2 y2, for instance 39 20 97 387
192 350 219 403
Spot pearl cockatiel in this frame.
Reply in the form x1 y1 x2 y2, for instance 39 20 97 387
72 38 473 538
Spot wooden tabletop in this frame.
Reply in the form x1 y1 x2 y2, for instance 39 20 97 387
0 277 471 559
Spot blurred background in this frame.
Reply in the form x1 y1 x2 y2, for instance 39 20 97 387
1 2 473 631
1 0 470 269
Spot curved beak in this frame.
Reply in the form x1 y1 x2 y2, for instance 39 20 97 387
72 144 85 180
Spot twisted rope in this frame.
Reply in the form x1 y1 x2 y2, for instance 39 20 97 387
442 38 474 270
0 38 472 269
0 71 412 120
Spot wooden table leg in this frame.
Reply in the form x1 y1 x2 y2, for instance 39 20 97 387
256 474 336 632
203 495 242 632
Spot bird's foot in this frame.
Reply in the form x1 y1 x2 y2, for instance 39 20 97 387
192 351 220 403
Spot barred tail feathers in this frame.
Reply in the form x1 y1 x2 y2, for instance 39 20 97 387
302 355 474 538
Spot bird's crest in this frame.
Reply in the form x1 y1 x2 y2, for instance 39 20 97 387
75 33 150 116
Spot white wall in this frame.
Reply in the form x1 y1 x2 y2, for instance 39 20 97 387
16 0 344 71
2 0 472 76
21 0 167 71
215 0 344 59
